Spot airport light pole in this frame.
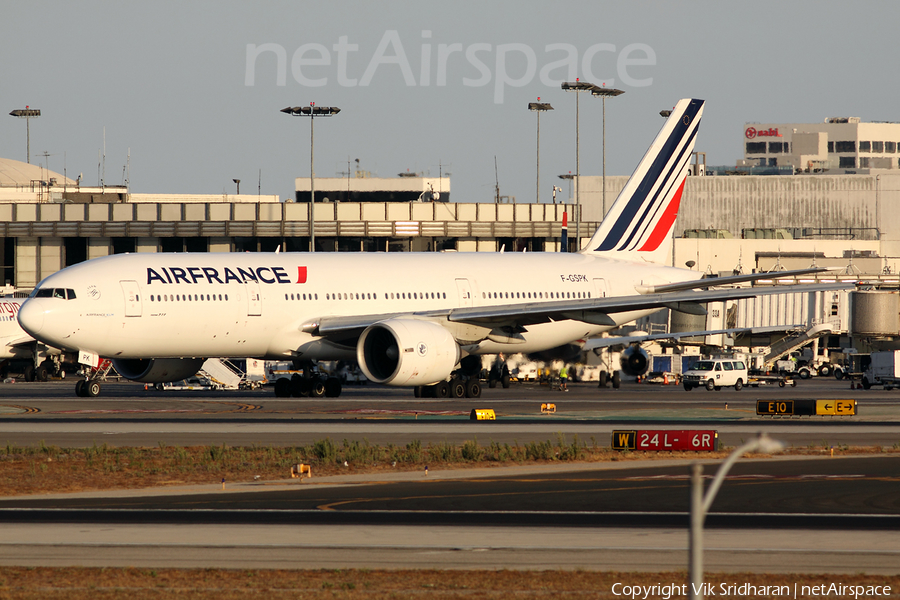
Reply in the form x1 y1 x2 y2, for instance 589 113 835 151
528 100 553 203
281 104 341 252
562 81 600 249
689 433 785 600
590 86 624 220
9 107 41 164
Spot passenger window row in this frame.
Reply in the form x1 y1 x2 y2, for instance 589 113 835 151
150 294 228 302
482 291 590 300
324 292 448 301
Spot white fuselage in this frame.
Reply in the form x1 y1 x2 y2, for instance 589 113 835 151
19 251 700 361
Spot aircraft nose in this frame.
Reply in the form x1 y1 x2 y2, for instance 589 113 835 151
17 299 45 336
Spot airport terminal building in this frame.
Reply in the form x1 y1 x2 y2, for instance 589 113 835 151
738 117 900 173
5 153 900 289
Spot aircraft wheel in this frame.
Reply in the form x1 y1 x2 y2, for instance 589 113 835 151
75 380 86 397
23 365 35 382
599 371 608 388
612 371 621 389
274 378 291 398
414 386 422 398
488 378 497 389
449 378 466 398
291 375 310 397
500 372 510 388
465 378 481 399
433 381 450 398
324 377 342 398
86 381 101 397
705 379 716 391
309 379 326 398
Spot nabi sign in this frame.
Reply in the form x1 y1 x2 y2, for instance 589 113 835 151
746 126 782 139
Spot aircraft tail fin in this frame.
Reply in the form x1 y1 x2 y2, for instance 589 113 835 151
582 98 704 263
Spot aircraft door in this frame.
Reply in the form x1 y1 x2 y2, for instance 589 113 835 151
592 278 609 298
455 278 473 307
246 280 261 316
120 281 142 317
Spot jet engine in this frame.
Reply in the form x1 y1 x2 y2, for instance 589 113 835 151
357 319 460 386
112 358 205 383
619 345 650 377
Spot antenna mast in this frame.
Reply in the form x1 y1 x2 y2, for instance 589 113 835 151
494 156 500 204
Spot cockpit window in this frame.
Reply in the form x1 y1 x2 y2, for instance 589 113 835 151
33 288 76 300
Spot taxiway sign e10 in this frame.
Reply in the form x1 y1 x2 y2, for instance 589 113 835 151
612 430 718 451
757 399 857 416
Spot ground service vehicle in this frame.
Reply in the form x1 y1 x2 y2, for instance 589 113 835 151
682 358 749 391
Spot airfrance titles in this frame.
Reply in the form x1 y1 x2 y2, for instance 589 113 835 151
146 266 304 286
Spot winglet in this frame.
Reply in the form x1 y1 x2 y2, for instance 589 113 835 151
582 98 704 263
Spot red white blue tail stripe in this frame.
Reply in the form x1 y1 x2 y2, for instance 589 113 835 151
584 98 704 263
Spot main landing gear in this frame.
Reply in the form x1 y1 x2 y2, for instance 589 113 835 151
413 377 482 399
273 374 343 398
272 361 343 398
598 370 621 389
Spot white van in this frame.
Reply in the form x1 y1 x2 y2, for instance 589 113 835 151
682 358 749 391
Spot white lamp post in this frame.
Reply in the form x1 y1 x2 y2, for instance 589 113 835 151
689 433 785 600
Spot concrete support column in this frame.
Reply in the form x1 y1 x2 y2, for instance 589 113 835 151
15 237 39 288
209 238 232 252
136 238 158 253
88 238 111 260
39 237 63 281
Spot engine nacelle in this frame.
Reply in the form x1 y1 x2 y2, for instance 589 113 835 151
619 345 650 377
112 358 205 383
357 319 460 386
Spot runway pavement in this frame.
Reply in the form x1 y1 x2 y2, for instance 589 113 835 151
0 379 898 573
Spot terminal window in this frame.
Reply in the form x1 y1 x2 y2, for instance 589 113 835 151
835 141 856 153
746 142 766 154
886 142 896 153
859 141 871 152
872 141 884 152
839 156 856 168
768 142 788 153
827 141 834 152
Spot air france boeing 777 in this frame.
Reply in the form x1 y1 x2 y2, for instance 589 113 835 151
17 99 847 397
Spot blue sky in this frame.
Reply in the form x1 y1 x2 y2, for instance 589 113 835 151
3 1 898 202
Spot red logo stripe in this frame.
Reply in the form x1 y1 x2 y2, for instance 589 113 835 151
638 179 685 252
297 266 307 283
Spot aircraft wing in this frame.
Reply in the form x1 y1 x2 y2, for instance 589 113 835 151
582 328 753 351
632 266 834 294
445 282 855 328
310 282 853 341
